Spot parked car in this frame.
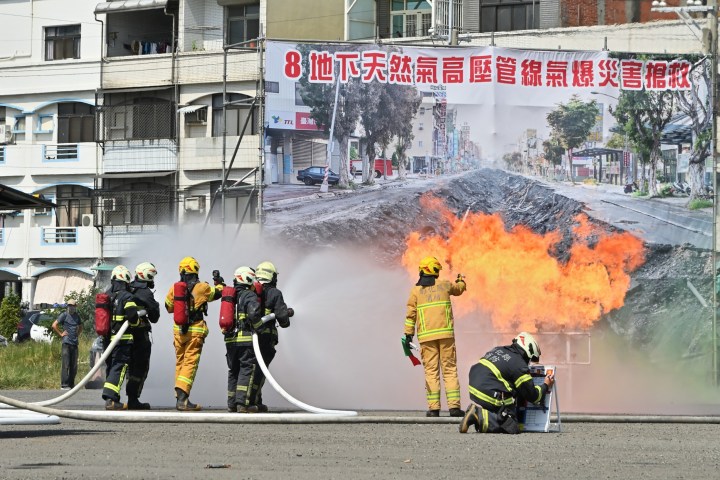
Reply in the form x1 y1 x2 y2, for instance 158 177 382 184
15 310 54 344
0 334 7 347
296 166 340 186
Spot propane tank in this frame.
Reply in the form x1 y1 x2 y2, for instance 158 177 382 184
173 281 189 326
219 286 236 331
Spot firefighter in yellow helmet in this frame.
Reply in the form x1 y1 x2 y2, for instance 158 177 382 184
164 256 224 411
404 256 466 417
459 332 554 434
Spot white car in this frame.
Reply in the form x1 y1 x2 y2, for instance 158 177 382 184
30 324 53 344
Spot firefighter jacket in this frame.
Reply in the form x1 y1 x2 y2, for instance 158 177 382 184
224 286 262 345
129 280 160 331
164 276 223 322
259 284 291 346
468 343 549 412
106 281 139 343
404 279 466 343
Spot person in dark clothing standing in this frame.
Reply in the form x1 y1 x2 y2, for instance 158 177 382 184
459 332 555 434
126 261 160 410
102 265 139 410
52 299 83 390
223 266 263 413
252 261 293 413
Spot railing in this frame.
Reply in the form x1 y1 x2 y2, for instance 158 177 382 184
43 144 79 161
41 227 78 245
0 146 5 163
0 227 4 245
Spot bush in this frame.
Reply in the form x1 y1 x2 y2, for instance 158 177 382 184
688 198 713 210
658 183 674 197
0 293 21 339
582 178 598 185
632 190 648 197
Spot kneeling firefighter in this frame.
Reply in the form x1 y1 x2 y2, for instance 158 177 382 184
220 266 263 413
459 332 555 434
404 256 466 417
251 261 293 412
126 261 160 410
164 256 224 411
101 265 140 410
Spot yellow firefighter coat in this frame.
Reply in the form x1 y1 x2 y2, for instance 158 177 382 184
405 279 466 343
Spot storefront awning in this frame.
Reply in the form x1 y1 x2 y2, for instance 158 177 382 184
33 270 93 307
178 105 208 115
95 0 168 15
0 185 56 209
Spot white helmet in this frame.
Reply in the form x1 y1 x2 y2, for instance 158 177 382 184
513 332 541 363
135 262 157 282
233 266 256 286
111 265 132 284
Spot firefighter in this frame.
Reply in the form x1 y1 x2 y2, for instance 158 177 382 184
459 332 555 434
404 256 466 417
126 261 160 410
224 266 264 413
164 256 224 411
102 265 139 411
252 261 294 412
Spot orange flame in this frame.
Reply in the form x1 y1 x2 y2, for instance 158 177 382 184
401 194 645 332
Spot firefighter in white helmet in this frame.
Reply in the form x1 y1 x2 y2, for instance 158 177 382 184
224 266 263 413
405 256 466 417
252 261 294 412
125 261 160 410
102 265 140 410
459 332 555 434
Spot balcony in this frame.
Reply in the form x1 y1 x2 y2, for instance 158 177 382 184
28 226 102 259
100 50 259 90
0 143 98 177
101 139 178 173
179 135 260 171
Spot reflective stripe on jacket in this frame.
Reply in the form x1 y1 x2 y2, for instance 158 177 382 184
164 280 223 316
404 279 465 343
225 288 262 345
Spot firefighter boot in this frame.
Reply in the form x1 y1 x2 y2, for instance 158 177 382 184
449 407 464 417
426 409 440 417
459 404 481 434
175 387 202 412
105 399 127 411
127 397 151 410
237 405 259 414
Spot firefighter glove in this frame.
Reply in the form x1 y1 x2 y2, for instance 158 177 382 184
456 273 466 284
287 307 295 317
212 270 224 286
405 334 413 345
544 373 555 391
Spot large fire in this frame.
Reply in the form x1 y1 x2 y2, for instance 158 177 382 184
401 195 646 331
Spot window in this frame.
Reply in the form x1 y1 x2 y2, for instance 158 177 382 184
45 25 81 61
58 102 94 143
479 0 539 33
265 81 279 93
12 116 26 133
227 4 260 46
35 115 54 133
294 83 305 106
56 185 91 227
391 0 431 38
212 94 258 137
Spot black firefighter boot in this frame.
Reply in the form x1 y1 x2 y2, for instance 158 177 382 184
127 396 151 410
175 387 202 411
459 404 481 433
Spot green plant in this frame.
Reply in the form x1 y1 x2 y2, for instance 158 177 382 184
658 183 674 197
582 178 598 185
0 293 21 339
688 198 713 210
0 335 94 389
632 190 648 197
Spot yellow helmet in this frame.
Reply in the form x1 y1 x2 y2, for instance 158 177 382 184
418 256 442 277
111 265 132 284
135 262 158 282
255 261 277 284
178 256 200 274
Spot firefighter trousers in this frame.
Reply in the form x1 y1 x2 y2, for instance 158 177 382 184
225 342 257 409
127 329 151 399
173 321 207 395
473 404 521 434
102 341 132 402
250 335 277 406
419 337 461 410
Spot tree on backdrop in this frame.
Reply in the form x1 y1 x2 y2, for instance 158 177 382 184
542 135 565 169
296 45 363 189
674 58 712 200
546 95 599 183
611 89 674 197
46 287 100 337
0 293 21 339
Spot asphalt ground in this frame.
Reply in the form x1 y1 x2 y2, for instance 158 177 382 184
1 391 719 480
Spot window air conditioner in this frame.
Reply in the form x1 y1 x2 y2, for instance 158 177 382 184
81 214 94 227
187 108 208 124
184 195 206 212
